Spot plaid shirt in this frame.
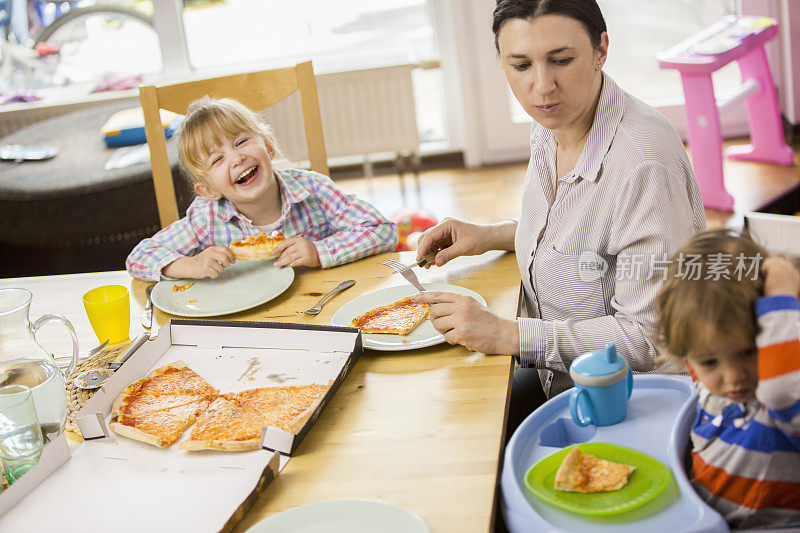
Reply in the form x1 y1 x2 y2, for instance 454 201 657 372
126 169 398 281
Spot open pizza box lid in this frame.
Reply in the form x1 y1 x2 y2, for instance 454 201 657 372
744 211 800 259
0 319 362 533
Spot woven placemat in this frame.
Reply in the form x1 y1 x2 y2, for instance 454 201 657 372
64 343 129 437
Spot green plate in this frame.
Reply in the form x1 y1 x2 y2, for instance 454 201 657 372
524 443 671 517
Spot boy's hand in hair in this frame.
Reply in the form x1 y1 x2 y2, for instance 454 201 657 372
272 237 321 268
762 257 800 297
162 246 235 279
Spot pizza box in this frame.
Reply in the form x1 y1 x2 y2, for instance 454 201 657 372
0 432 70 517
744 211 800 259
0 319 362 533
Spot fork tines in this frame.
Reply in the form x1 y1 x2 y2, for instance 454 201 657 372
382 259 409 272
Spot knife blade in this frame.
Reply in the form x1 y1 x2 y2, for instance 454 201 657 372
108 332 149 370
141 284 154 329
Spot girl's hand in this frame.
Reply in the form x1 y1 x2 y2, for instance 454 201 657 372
762 257 800 297
162 246 235 279
409 291 520 355
272 237 321 268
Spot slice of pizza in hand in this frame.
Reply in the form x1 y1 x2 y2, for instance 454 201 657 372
554 447 637 493
229 231 286 261
350 296 430 335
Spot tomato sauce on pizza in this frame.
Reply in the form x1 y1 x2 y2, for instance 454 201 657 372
351 296 429 335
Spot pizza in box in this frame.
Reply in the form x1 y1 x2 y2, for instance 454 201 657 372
110 361 329 451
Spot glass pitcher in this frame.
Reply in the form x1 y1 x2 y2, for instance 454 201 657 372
0 288 78 436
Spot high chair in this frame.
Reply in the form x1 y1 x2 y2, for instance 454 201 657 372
140 61 328 228
658 16 793 212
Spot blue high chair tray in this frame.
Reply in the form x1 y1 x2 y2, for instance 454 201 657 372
501 375 729 533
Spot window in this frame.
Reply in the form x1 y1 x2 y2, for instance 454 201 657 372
0 0 160 98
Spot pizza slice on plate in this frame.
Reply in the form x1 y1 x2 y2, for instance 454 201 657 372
350 296 430 335
229 231 285 261
110 361 218 447
554 448 637 493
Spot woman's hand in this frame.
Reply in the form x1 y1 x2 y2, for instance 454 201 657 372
410 291 520 355
162 246 235 279
415 218 517 268
762 257 800 297
272 237 321 268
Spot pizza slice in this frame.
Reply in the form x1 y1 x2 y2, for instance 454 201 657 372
110 397 214 447
177 397 272 451
223 383 329 433
117 360 218 399
554 448 637 493
350 296 430 335
110 361 219 447
229 231 286 261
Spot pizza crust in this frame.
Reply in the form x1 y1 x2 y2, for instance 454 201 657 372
177 438 262 451
110 421 169 447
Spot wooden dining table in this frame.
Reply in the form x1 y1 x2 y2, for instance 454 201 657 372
0 249 522 532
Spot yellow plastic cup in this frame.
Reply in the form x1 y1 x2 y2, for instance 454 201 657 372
82 285 130 345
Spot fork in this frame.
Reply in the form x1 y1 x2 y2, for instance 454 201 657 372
303 280 356 315
382 259 426 292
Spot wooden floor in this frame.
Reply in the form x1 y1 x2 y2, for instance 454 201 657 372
334 138 800 231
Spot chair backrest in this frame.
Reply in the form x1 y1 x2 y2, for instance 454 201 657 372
140 60 328 228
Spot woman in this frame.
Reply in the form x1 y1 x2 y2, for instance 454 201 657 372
411 0 705 416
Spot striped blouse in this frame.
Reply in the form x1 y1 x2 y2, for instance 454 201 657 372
691 295 800 528
515 73 706 396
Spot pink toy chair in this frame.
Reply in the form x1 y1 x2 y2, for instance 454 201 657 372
658 16 794 211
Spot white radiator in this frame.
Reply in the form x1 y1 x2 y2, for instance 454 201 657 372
0 65 421 167
261 63 420 165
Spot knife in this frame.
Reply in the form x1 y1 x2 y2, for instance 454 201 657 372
141 284 154 330
108 332 149 370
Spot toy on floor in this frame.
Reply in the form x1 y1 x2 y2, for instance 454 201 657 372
391 206 437 252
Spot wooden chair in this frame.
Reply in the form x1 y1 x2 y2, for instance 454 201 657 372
140 61 329 228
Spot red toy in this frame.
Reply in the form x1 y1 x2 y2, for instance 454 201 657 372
390 207 438 252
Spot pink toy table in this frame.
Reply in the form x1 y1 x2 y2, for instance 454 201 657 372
658 16 794 211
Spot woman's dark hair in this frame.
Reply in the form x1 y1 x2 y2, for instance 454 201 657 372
492 0 607 52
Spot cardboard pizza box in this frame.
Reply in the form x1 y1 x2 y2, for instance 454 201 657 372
744 211 800 259
0 320 362 533
0 432 70 518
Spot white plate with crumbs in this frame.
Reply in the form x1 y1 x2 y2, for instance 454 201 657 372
151 260 294 317
246 499 429 533
330 282 486 351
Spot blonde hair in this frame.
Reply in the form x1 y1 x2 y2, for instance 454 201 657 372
656 229 767 360
176 97 288 185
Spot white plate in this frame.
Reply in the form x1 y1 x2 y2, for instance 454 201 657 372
151 260 294 317
246 499 429 533
330 282 486 351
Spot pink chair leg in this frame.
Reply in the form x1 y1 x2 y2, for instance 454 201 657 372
725 46 794 166
681 72 734 211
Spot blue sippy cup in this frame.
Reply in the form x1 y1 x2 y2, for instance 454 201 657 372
569 342 633 427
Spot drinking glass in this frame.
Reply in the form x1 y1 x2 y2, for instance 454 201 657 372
0 385 44 484
82 285 130 345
